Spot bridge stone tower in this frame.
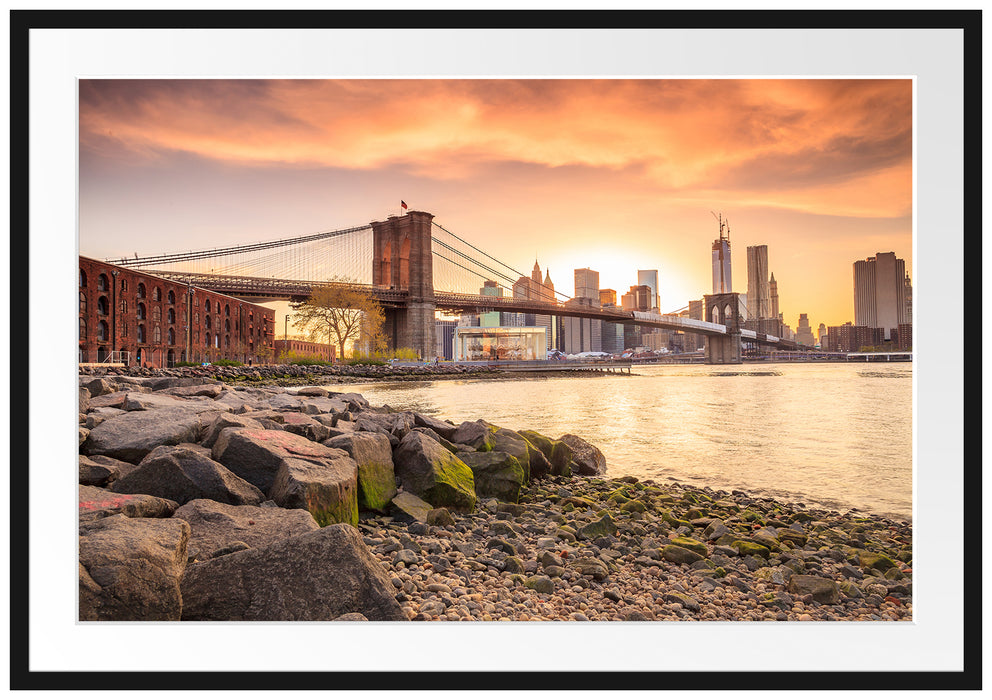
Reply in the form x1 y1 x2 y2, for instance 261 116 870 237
703 292 743 364
371 210 436 359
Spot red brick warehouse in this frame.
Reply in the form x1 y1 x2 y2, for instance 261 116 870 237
79 256 276 367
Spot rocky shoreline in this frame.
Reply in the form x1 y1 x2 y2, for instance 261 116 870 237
77 369 912 622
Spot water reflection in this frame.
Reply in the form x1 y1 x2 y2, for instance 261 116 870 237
329 363 912 520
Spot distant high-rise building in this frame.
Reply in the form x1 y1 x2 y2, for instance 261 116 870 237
903 272 913 321
795 314 815 346
854 252 909 340
817 323 827 348
637 270 660 310
574 268 600 304
711 215 732 294
769 272 779 320
746 245 771 319
621 285 652 312
599 289 617 307
512 260 556 349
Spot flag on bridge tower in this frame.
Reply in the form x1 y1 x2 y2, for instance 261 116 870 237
401 200 408 211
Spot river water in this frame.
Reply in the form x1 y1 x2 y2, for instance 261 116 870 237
328 362 913 522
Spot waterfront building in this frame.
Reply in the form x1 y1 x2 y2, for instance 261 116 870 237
273 339 335 363
562 297 602 354
854 252 909 340
826 323 884 353
435 319 458 360
896 323 913 350
795 313 815 346
746 245 771 319
637 269 660 311
601 319 625 355
79 255 275 367
453 326 547 361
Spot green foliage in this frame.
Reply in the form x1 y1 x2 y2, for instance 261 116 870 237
173 361 199 367
209 359 244 367
346 357 388 366
281 350 333 366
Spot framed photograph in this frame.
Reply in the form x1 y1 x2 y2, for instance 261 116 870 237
11 7 979 692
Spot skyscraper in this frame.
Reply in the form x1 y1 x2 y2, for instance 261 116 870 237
769 272 779 320
854 252 908 340
746 245 771 319
795 313 815 346
711 215 732 294
574 268 600 304
637 269 660 311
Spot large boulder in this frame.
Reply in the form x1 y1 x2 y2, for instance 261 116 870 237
79 485 178 521
450 420 496 451
173 499 320 561
111 445 265 507
489 428 535 481
161 384 224 399
180 524 406 621
559 433 607 476
519 430 572 476
393 432 477 512
268 453 359 527
79 514 190 620
356 411 416 439
412 412 458 441
123 392 213 412
280 412 332 443
83 406 220 463
389 491 434 524
325 433 397 512
457 451 526 503
200 413 266 449
79 455 119 487
211 428 343 493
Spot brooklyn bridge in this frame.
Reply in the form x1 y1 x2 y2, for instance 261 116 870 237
107 210 798 364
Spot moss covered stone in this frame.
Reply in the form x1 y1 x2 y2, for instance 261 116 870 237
670 536 707 556
733 540 771 558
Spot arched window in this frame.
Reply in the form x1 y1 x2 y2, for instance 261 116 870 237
152 306 161 322
205 299 211 312
168 328 175 345
137 324 146 343
167 290 175 304
153 287 161 301
97 296 109 315
120 278 127 292
194 312 199 325
137 283 146 299
153 326 161 343
225 304 230 317
80 318 86 339
97 274 109 292
79 292 86 314
225 318 231 332
214 334 220 348
167 308 175 324
225 335 230 348
79 269 87 288
137 303 146 320
216 302 221 314
97 320 109 342
205 315 212 330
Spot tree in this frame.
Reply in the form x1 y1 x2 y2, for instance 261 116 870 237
291 279 386 361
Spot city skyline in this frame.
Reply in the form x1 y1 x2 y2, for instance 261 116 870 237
79 78 913 328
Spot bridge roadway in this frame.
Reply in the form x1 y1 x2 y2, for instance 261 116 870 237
145 270 798 350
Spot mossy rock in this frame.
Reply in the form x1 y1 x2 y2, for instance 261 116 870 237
660 510 692 529
859 551 898 573
685 508 704 520
661 544 705 565
669 536 707 556
732 540 771 558
620 500 647 514
739 510 765 524
791 512 815 523
524 575 555 594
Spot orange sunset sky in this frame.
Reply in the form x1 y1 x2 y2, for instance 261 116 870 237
78 78 912 331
